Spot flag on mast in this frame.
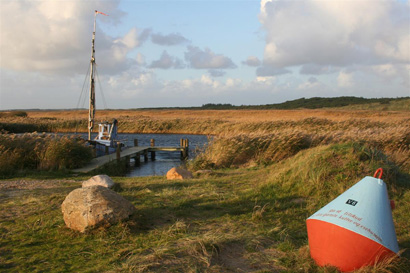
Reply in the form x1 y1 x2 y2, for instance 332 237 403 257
95 10 108 16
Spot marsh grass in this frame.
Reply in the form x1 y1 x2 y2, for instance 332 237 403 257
0 133 93 177
1 107 409 271
1 143 409 272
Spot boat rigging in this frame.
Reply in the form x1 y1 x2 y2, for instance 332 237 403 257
86 10 122 154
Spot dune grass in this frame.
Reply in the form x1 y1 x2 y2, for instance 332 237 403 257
1 143 409 272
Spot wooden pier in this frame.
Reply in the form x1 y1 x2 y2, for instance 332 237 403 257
73 138 189 173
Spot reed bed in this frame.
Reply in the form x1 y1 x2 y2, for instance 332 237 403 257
0 133 93 176
2 108 409 134
190 121 410 172
2 108 409 174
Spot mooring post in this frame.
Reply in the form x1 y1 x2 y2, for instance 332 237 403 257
144 150 148 162
180 138 189 160
116 142 121 162
105 145 109 155
150 138 156 161
135 152 140 166
134 139 138 147
180 139 184 158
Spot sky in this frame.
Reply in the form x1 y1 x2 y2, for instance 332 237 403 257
0 0 409 110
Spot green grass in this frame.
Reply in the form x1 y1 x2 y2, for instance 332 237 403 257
1 143 409 272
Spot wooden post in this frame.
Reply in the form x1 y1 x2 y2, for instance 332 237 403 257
105 145 109 155
134 139 138 147
135 152 140 166
182 138 189 159
181 148 187 160
180 139 184 158
144 150 148 162
125 155 130 168
150 139 156 161
116 142 121 162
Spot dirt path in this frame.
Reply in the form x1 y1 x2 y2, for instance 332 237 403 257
0 179 80 190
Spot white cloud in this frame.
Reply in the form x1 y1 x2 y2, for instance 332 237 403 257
256 65 290 76
298 77 320 90
151 32 190 46
0 1 141 76
242 56 261 67
337 71 354 88
300 64 339 75
184 46 237 69
208 69 226 77
259 0 410 69
148 51 185 69
115 28 151 49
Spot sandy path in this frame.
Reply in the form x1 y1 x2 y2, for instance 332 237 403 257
0 179 80 190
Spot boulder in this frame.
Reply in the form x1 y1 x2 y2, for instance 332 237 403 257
82 174 114 189
166 167 193 180
61 186 135 233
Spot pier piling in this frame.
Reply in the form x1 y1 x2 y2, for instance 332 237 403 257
150 139 156 161
116 142 121 162
73 138 191 173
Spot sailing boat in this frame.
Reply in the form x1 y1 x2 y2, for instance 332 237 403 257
87 10 122 154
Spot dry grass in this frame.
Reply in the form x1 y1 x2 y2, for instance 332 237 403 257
24 108 410 123
0 133 93 176
1 106 409 272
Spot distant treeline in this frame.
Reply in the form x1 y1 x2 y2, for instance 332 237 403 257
2 96 409 112
199 96 409 110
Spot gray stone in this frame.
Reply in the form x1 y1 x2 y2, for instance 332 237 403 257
82 174 115 188
61 186 135 233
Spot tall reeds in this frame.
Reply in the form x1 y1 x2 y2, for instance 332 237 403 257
0 132 93 176
190 119 410 171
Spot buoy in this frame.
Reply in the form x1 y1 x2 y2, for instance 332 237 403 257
306 168 399 272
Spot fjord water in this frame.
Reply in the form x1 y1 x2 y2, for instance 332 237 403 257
121 133 209 177
72 133 209 177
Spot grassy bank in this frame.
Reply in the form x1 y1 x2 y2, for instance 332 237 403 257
0 143 409 272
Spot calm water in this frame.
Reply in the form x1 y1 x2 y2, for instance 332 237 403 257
72 132 209 177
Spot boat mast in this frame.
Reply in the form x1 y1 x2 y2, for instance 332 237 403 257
88 11 97 141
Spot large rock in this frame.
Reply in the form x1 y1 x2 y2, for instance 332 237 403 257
166 167 193 180
82 174 115 189
61 186 135 233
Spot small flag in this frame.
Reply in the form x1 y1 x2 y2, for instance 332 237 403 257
95 10 108 16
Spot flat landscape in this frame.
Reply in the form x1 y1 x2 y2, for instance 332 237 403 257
1 102 409 272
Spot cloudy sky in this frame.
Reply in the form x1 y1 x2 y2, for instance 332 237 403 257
0 0 409 110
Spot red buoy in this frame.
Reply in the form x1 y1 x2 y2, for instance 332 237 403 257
306 169 399 272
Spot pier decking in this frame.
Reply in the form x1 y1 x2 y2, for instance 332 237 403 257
73 139 189 173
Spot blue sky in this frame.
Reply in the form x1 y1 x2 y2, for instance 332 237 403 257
0 0 409 110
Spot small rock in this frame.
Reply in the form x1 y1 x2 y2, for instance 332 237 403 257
61 186 135 233
166 167 193 180
82 174 114 188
